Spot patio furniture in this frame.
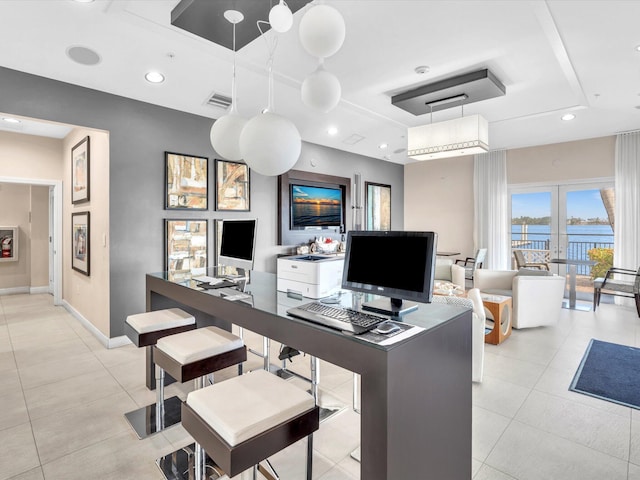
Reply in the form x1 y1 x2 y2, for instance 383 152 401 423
549 258 596 310
513 249 549 270
593 267 640 317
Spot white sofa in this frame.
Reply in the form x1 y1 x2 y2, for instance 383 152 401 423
431 288 485 382
474 269 566 329
434 258 466 290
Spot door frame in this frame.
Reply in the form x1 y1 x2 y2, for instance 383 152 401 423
0 176 62 305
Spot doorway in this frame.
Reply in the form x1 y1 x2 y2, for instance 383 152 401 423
0 177 62 305
509 180 614 304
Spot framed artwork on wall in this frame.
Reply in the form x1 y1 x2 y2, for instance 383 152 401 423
365 182 391 231
164 219 208 280
165 152 208 210
215 159 250 211
71 211 90 276
72 136 90 204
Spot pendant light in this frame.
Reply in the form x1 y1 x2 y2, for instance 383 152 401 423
299 4 346 59
210 10 247 161
269 0 293 33
239 16 301 176
301 59 341 113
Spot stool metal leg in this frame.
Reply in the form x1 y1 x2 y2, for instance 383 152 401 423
156 366 165 432
125 366 182 439
194 443 205 480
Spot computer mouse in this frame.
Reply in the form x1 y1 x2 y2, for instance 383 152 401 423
375 321 400 335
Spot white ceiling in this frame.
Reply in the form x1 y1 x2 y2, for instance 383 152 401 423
1 0 639 164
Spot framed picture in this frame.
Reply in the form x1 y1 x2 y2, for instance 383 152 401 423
165 219 208 280
72 136 90 204
215 159 250 211
71 211 90 276
365 182 391 231
165 152 208 210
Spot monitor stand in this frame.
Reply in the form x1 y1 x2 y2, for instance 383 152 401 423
361 297 418 317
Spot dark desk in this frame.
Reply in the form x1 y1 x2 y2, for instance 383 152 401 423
146 270 471 480
549 258 596 310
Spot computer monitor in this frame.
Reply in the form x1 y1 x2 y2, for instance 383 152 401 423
341 230 438 316
218 219 257 272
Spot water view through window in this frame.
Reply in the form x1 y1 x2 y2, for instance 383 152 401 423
511 186 614 278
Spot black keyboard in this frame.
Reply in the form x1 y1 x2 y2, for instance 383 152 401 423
286 302 387 334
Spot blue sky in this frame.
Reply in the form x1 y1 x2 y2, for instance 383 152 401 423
512 189 608 219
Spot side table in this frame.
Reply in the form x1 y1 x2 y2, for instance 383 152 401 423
482 294 512 345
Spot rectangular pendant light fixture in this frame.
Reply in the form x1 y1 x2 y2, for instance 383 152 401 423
407 114 489 160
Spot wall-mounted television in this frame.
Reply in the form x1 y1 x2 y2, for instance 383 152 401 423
290 183 344 231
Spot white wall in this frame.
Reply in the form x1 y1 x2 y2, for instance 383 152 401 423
0 184 30 289
404 155 475 259
63 128 111 338
30 185 49 288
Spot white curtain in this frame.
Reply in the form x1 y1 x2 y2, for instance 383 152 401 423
614 132 640 305
474 150 509 270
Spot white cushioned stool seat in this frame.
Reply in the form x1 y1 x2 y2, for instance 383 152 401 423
187 369 316 446
126 308 195 334
157 326 243 365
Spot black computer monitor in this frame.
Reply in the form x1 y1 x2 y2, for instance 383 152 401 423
341 230 438 316
218 219 257 272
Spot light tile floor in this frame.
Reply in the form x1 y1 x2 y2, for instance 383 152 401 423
1 293 640 479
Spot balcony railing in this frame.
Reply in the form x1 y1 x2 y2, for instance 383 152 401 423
511 237 614 275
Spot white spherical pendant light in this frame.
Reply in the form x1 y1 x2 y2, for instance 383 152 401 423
210 10 247 161
240 112 301 176
269 1 293 33
299 4 346 58
301 66 341 113
210 114 247 161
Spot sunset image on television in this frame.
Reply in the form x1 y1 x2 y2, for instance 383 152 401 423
291 185 343 227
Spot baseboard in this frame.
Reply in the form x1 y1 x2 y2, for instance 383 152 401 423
30 286 50 294
0 286 30 296
62 300 132 349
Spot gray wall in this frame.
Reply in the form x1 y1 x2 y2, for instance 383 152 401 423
0 66 404 338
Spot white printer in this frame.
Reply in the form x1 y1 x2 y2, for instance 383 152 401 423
276 254 344 299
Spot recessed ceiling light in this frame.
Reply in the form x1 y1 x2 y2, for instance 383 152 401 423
636 45 640 52
327 126 338 136
415 66 429 75
561 113 576 121
145 71 165 84
378 143 388 149
2 117 21 124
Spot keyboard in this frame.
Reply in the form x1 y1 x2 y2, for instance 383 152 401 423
286 302 387 334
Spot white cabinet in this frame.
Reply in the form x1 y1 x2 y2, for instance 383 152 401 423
0 226 18 262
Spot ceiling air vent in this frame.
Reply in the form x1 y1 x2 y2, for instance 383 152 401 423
206 92 232 109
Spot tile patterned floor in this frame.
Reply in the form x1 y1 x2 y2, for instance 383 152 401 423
1 293 640 479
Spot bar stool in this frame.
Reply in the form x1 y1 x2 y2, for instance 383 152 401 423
154 326 247 479
123 308 196 439
182 369 319 480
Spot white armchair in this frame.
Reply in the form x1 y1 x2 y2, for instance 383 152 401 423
474 269 566 329
434 258 466 290
431 288 485 382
